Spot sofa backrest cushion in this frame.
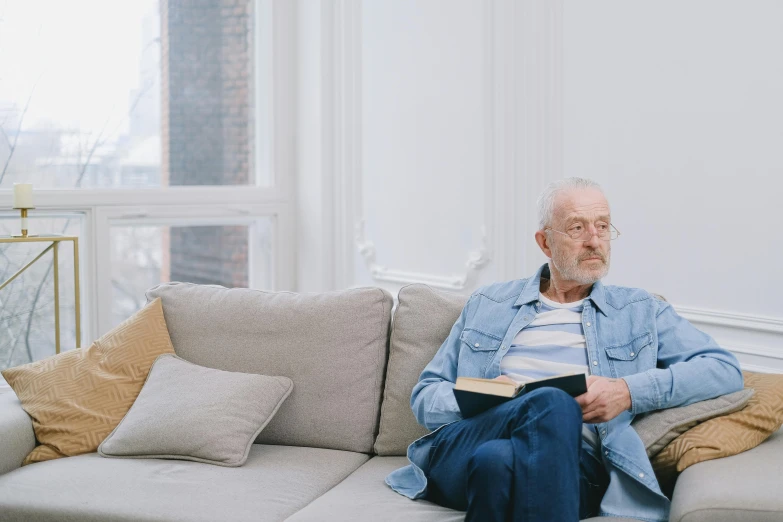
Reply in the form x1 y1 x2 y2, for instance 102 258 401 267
146 283 393 454
374 284 468 455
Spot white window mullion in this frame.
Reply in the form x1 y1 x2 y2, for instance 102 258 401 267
0 186 288 211
92 203 286 337
274 203 296 291
93 207 115 339
79 207 99 348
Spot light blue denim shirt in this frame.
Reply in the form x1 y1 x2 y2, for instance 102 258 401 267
386 263 743 522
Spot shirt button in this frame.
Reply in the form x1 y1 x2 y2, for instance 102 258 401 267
630 352 635 357
600 430 606 436
524 315 531 320
536 301 541 306
592 361 598 366
638 473 645 479
474 343 480 348
501 345 506 350
586 322 591 327
604 450 609 456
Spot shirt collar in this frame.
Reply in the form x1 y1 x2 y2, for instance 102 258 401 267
514 263 610 316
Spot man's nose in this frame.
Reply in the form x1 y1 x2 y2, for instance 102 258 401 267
584 227 603 248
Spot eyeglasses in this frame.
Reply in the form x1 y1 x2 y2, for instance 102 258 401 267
545 223 621 242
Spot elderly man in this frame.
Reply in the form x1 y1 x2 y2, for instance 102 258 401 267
385 178 743 522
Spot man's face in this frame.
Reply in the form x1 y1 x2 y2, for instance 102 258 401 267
547 188 611 285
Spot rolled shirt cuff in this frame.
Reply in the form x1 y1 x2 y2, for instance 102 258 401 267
622 369 672 415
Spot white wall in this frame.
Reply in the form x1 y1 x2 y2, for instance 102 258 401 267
358 0 487 290
563 1 783 371
295 0 327 292
295 0 783 371
296 0 563 296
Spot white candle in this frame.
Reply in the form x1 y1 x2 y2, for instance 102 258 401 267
13 183 33 208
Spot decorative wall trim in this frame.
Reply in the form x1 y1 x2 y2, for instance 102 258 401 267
336 1 497 291
718 339 783 373
355 220 491 290
675 305 783 373
321 0 567 290
677 307 783 334
514 0 565 278
735 362 783 374
325 0 362 290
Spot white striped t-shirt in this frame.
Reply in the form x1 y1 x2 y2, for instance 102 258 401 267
500 294 590 383
500 294 600 449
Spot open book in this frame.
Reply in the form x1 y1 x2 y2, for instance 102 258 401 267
453 373 588 418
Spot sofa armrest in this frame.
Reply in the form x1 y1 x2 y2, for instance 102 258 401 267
0 389 35 475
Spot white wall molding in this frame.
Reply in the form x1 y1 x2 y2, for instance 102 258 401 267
332 1 497 291
677 307 783 335
486 0 516 283
675 305 783 373
355 220 491 290
514 0 565 278
736 363 783 374
316 0 567 290
324 0 361 290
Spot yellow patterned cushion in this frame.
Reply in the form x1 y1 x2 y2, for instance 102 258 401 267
652 371 783 488
1 298 175 465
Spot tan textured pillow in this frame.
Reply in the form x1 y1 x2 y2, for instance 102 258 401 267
652 371 783 488
1 298 175 465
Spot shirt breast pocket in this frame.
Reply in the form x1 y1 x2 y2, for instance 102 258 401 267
459 328 502 377
604 332 653 378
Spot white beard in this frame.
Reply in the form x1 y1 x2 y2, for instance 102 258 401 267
550 245 611 285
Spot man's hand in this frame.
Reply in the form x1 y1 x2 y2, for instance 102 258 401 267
575 375 632 423
493 375 517 384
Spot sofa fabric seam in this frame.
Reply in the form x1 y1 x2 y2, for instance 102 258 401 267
369 288 390 455
678 507 783 522
280 455 372 522
374 287 409 455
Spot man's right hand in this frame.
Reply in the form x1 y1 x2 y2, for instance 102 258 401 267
493 375 517 384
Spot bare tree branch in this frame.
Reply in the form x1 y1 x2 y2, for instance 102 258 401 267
74 77 156 188
4 34 160 366
0 74 41 184
0 126 12 148
23 255 53 362
111 278 144 310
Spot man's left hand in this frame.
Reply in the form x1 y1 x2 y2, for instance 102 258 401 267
575 375 632 423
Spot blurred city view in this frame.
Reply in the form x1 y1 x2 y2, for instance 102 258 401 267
0 1 163 190
0 0 267 371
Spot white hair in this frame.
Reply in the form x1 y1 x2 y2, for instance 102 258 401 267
536 177 605 230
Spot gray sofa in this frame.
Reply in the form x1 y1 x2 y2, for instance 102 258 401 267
0 283 780 522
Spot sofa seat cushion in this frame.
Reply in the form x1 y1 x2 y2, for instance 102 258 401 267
669 427 783 522
0 445 368 522
283 456 637 522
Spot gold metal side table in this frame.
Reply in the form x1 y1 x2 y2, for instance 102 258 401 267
0 235 81 354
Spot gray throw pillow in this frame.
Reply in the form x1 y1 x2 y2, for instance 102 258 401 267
631 388 755 458
98 354 293 467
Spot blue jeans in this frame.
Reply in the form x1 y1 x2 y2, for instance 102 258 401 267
425 387 609 522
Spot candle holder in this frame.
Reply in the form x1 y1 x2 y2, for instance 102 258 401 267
12 206 36 238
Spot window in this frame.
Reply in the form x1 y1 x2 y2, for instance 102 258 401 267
109 220 273 327
0 0 267 190
0 0 294 370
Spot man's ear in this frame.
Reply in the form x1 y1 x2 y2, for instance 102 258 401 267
534 230 552 259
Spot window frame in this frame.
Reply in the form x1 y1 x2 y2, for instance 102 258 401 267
0 0 296 346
